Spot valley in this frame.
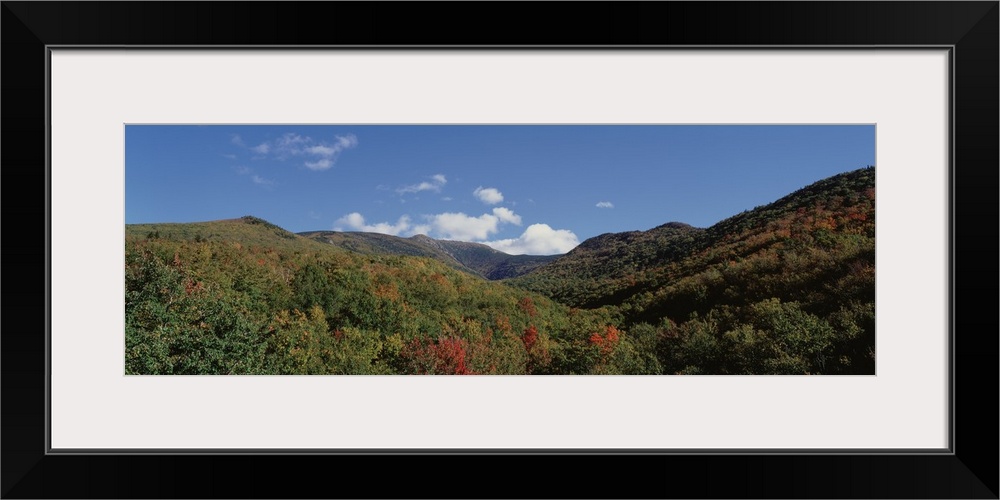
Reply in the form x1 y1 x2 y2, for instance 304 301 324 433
125 167 875 375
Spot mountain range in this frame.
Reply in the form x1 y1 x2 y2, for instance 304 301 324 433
298 231 558 280
124 166 875 375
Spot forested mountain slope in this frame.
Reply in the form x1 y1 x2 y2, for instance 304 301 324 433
506 222 704 308
509 167 876 374
126 217 635 375
124 167 875 375
299 231 556 280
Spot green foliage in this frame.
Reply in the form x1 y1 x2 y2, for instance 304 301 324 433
125 220 610 375
615 323 663 375
265 306 330 374
290 262 340 315
125 167 875 375
509 166 876 375
125 246 270 374
508 223 703 308
658 299 839 374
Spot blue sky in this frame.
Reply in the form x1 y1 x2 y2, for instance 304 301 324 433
125 125 875 255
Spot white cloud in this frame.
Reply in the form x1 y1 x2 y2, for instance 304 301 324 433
596 201 614 209
333 205 524 242
297 134 357 170
306 145 336 156
233 165 252 175
367 217 412 236
425 207 521 241
473 186 504 205
335 212 365 229
400 182 438 193
304 158 333 171
251 174 273 186
335 134 359 149
427 212 501 241
398 174 447 194
277 133 309 150
305 134 357 158
334 212 412 236
484 224 580 255
222 153 237 160
233 132 358 171
491 207 522 225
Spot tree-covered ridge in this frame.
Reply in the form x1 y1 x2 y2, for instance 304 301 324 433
506 222 704 308
128 216 324 252
298 230 480 275
510 166 876 374
125 167 875 375
126 217 644 375
407 234 560 280
299 231 557 280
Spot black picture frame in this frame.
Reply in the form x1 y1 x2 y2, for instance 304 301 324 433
3 2 996 498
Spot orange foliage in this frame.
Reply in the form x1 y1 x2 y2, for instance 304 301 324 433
404 336 471 375
374 282 401 301
433 337 470 375
495 316 513 335
589 325 621 355
522 325 538 352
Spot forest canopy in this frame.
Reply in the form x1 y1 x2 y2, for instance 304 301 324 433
125 167 875 375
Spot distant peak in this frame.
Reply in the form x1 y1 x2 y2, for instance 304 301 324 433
654 221 694 230
241 215 273 225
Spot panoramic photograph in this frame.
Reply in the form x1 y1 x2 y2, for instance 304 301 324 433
125 125 875 375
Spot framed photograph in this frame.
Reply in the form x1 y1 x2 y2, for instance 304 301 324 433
4 2 996 498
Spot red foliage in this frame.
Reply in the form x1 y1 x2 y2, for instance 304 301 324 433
589 325 621 355
522 325 538 352
433 337 470 375
404 336 471 375
605 325 620 344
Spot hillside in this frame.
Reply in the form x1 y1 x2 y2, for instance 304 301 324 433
407 234 559 280
297 230 476 273
124 167 875 375
505 222 704 308
300 231 557 280
125 215 634 375
127 216 332 254
509 166 876 374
